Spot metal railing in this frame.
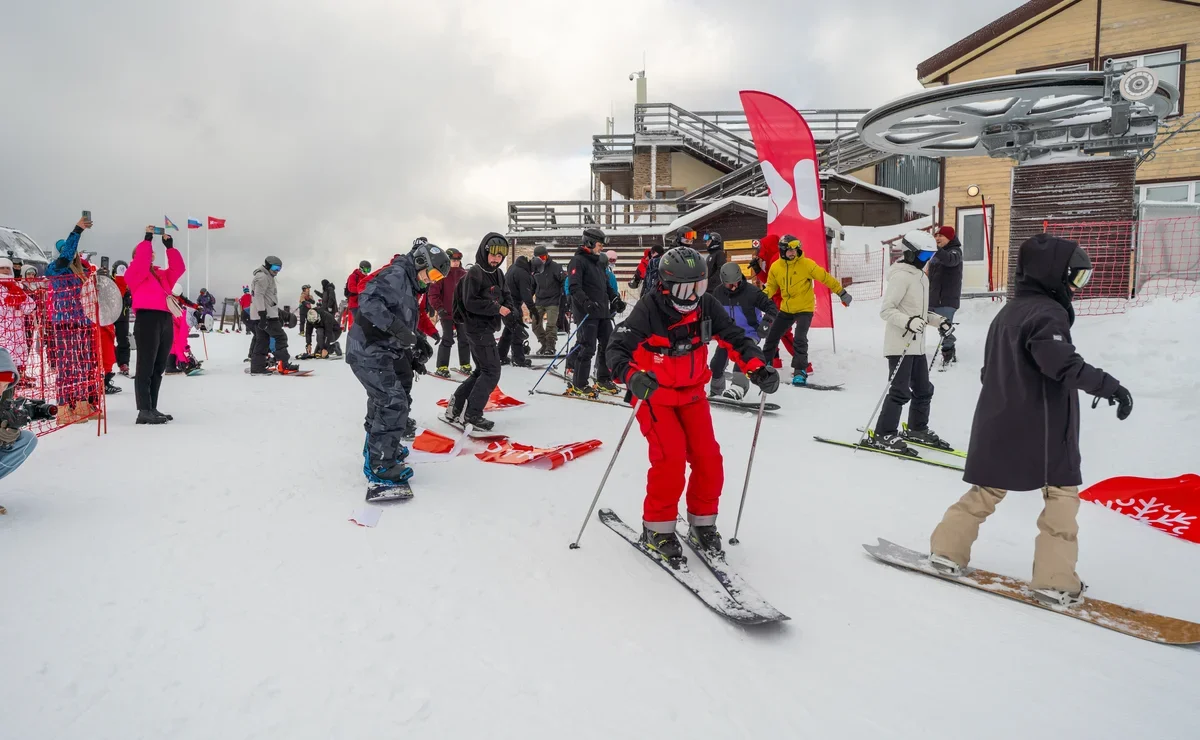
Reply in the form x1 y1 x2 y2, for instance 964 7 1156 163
678 162 766 204
592 134 634 159
691 108 868 142
634 103 758 168
820 132 894 174
508 200 683 232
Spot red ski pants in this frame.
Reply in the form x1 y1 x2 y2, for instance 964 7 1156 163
636 397 724 527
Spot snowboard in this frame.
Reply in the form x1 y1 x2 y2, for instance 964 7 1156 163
791 382 844 392
708 395 781 413
864 539 1200 645
185 368 204 376
436 416 509 442
242 368 313 376
428 372 463 383
598 508 783 625
366 481 414 503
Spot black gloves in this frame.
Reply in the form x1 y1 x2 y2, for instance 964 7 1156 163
627 276 642 290
413 335 434 366
1109 385 1133 421
432 331 442 345
611 297 627 314
258 311 268 322
386 318 419 346
758 317 774 336
748 365 780 394
628 371 658 401
938 322 955 338
162 234 174 249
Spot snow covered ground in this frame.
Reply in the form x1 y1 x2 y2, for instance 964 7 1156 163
2 294 1198 739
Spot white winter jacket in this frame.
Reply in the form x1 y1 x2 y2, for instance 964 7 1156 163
879 262 944 356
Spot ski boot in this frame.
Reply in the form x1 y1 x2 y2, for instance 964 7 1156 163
402 418 417 441
595 380 619 395
1031 582 1087 607
791 370 808 387
434 366 451 378
277 360 301 375
442 400 464 425
687 523 724 558
901 426 953 451
462 411 494 432
512 358 533 369
941 347 957 368
927 553 962 576
567 384 598 399
499 357 511 366
721 385 746 401
640 526 686 568
859 431 914 456
104 373 122 394
459 364 472 375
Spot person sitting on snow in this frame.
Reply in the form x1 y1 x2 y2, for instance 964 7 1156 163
0 348 41 515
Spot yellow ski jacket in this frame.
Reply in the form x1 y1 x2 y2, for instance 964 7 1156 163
764 256 843 314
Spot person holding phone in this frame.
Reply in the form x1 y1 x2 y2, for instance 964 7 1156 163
44 214 100 424
124 226 186 423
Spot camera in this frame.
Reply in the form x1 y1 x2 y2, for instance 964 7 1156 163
0 397 58 429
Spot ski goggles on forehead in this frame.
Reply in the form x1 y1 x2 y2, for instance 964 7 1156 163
669 280 707 302
1067 266 1093 289
780 238 801 252
485 242 509 256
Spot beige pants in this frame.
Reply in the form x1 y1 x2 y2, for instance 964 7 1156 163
930 484 1082 592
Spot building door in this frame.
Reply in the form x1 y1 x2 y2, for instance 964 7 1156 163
956 206 994 292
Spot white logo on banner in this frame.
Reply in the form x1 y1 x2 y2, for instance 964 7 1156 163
792 159 821 220
760 161 793 225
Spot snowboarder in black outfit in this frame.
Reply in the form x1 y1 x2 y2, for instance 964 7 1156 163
928 234 1132 606
347 242 449 485
499 255 537 368
445 233 513 431
930 225 964 366
565 227 620 397
709 261 778 400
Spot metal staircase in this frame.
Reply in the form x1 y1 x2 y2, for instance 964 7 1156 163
634 103 759 171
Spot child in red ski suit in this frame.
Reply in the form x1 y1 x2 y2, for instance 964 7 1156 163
607 246 779 562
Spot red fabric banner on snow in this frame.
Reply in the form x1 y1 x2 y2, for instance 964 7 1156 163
1080 474 1200 543
475 439 602 470
739 90 833 329
437 386 525 411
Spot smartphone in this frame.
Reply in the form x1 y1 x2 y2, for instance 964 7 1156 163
153 227 165 235
100 256 110 275
82 210 92 221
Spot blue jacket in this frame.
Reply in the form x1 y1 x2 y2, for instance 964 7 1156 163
605 267 618 296
346 253 421 367
711 279 778 342
44 228 88 324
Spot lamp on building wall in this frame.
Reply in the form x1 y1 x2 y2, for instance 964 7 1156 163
966 184 993 292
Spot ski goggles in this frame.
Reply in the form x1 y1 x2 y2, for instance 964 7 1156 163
485 242 509 257
426 266 446 282
915 249 936 263
269 264 282 273
668 279 707 302
1067 266 1093 290
780 237 801 253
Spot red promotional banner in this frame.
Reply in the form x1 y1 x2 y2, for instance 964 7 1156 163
1081 474 1200 543
437 386 525 411
739 90 833 329
476 439 603 470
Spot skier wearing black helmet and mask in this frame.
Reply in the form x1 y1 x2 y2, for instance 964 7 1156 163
607 246 779 565
445 233 513 431
565 227 620 396
250 255 300 375
709 261 778 400
348 241 450 488
927 234 1132 607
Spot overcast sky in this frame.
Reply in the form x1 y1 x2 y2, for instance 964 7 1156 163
0 0 1020 302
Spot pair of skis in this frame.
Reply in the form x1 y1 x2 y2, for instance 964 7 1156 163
815 428 967 471
598 508 788 625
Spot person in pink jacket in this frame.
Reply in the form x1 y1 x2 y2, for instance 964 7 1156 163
123 227 186 425
165 286 201 375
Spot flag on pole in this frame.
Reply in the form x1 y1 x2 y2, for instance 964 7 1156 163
164 216 180 231
187 218 203 229
208 217 226 230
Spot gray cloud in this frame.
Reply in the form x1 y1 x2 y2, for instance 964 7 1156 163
0 0 1020 303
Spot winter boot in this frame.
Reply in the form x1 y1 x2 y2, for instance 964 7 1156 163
928 553 962 576
791 370 808 387
499 357 511 366
118 364 131 377
861 431 913 455
640 526 686 567
687 524 724 558
277 360 301 375
721 385 746 401
136 409 167 425
331 342 343 357
901 427 953 451
402 418 417 440
104 373 122 394
595 380 619 395
442 398 464 425
434 366 451 379
1032 582 1087 607
367 462 414 486
513 358 533 369
153 410 174 422
462 411 494 431
941 346 957 367
567 384 598 399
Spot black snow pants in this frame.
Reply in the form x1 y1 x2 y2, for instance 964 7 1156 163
452 326 502 417
436 317 470 368
251 317 291 372
133 309 173 411
762 309 813 374
874 354 934 436
497 315 529 365
570 317 611 389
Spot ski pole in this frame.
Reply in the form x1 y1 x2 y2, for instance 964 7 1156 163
856 331 918 446
529 313 589 395
569 397 643 549
201 329 208 361
728 391 768 546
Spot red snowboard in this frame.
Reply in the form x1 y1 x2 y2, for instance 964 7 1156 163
1081 474 1200 543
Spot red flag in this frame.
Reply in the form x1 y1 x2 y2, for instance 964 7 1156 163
437 386 525 411
1081 474 1200 543
475 439 603 470
207 217 226 230
739 90 833 329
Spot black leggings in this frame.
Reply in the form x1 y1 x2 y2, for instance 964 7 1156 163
134 309 174 411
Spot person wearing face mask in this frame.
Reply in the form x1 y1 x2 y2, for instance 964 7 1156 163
607 247 779 565
444 233 513 431
250 256 300 375
926 234 1132 608
348 242 449 488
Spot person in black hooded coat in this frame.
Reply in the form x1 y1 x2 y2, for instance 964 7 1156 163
928 233 1132 601
446 233 512 430
565 228 618 395
498 255 536 367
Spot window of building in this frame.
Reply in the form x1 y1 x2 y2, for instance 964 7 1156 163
1109 48 1182 115
1055 63 1090 72
955 206 994 264
1138 181 1200 203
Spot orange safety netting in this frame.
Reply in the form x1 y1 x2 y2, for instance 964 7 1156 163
1045 216 1200 317
0 276 105 436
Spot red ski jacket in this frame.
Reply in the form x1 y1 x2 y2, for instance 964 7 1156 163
608 291 765 407
345 269 371 310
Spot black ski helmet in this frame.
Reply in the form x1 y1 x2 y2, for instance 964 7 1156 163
412 236 428 248
658 246 707 312
582 227 607 248
1065 243 1093 292
446 247 464 261
265 255 282 271
778 234 802 259
359 260 371 272
412 242 451 280
719 261 743 286
533 244 549 258
704 231 724 251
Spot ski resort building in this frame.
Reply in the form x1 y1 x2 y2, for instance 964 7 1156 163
506 90 937 285
918 0 1200 290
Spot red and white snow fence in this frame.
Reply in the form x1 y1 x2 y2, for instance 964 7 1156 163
1081 474 1200 543
436 386 525 412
